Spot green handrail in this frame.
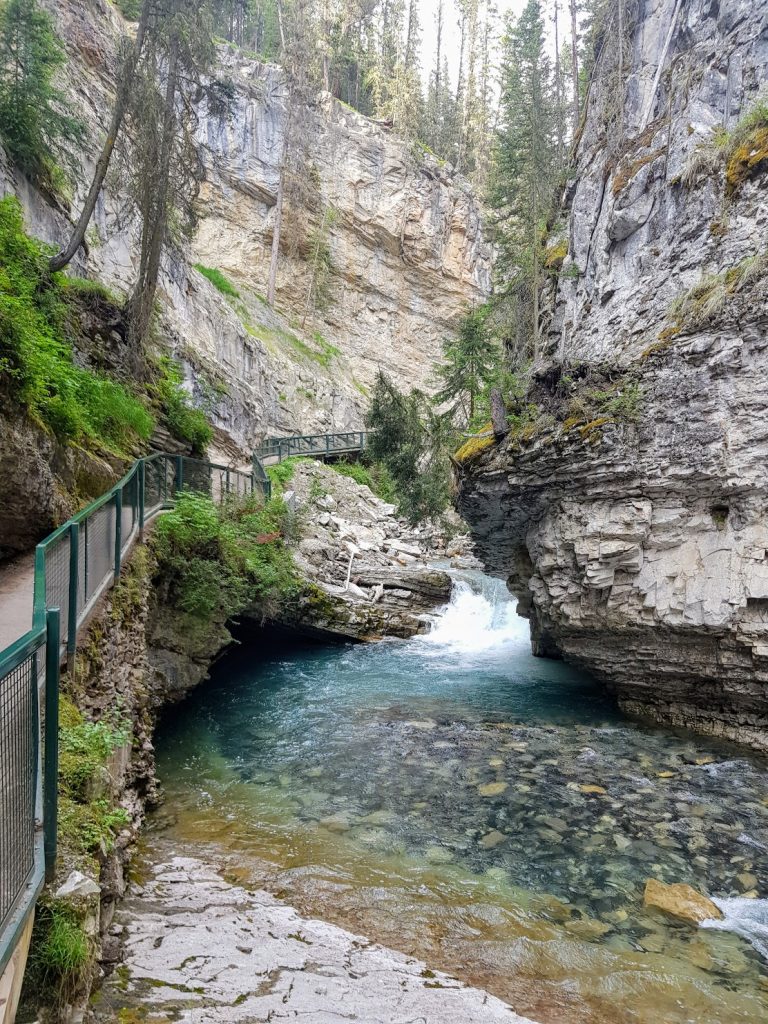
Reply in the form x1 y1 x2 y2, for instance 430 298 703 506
254 430 368 464
0 449 268 976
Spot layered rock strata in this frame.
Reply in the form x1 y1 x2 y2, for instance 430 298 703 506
457 0 768 749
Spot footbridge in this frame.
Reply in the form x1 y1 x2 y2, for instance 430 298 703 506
0 431 366 1018
254 430 368 464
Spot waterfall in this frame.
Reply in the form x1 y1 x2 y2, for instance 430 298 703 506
422 574 529 653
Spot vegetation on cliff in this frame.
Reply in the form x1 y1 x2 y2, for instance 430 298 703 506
0 196 153 453
152 491 300 629
0 0 83 190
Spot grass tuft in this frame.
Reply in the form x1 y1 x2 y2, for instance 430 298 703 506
194 263 240 298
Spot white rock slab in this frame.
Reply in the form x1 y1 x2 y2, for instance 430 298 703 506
99 855 537 1024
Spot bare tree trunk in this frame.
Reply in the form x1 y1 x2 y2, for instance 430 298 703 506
129 39 179 348
49 5 150 272
276 0 286 52
490 388 507 438
267 92 291 307
569 0 579 129
553 0 563 170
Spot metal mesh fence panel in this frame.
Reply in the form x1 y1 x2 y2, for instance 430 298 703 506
120 475 137 557
145 457 171 514
84 502 115 609
44 534 70 652
0 654 37 932
182 458 213 496
231 471 252 497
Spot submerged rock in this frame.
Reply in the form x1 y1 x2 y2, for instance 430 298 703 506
643 879 723 925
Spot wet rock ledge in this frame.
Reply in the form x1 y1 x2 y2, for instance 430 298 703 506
93 847 535 1024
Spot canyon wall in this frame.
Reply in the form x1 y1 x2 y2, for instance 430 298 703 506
457 0 768 748
1 0 490 456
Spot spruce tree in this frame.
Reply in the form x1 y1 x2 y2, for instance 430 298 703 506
490 0 557 363
435 308 500 426
0 0 82 185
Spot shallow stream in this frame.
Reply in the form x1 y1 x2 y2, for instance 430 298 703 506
152 572 768 1023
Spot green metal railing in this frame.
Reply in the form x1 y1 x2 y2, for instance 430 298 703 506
0 451 265 976
254 430 367 464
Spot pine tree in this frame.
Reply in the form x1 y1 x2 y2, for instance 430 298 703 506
365 372 451 523
490 0 557 364
0 0 83 186
434 307 500 425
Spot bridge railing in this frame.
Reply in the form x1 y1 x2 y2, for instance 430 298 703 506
254 430 367 463
0 451 265 977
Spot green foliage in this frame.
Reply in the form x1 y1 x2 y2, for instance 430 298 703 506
327 458 396 503
59 711 129 803
434 307 501 426
266 456 310 489
195 263 241 298
666 254 767 332
153 356 213 455
603 383 642 423
489 0 559 364
32 904 89 978
365 372 451 523
329 460 372 488
57 695 131 855
153 491 300 623
0 196 154 452
114 0 143 19
0 0 84 187
311 331 340 368
60 275 122 307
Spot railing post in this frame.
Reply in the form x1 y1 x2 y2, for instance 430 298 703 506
176 455 184 496
114 489 122 581
138 460 146 541
67 522 79 677
44 608 60 882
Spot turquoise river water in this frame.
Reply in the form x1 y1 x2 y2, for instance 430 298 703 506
153 572 768 1024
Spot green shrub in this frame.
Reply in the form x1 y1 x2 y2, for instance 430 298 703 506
330 460 372 488
266 456 310 489
328 459 398 501
0 0 84 187
195 263 240 298
59 708 129 802
60 275 122 307
153 356 213 455
0 196 154 452
153 491 300 624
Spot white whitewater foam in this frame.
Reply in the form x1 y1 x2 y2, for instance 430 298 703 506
423 577 528 653
701 897 768 961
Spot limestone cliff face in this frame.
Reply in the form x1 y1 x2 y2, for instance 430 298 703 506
458 0 768 749
1 0 490 458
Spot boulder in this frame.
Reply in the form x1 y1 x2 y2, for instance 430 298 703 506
643 879 723 925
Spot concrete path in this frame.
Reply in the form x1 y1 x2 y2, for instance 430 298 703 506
95 849 537 1024
0 553 35 651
